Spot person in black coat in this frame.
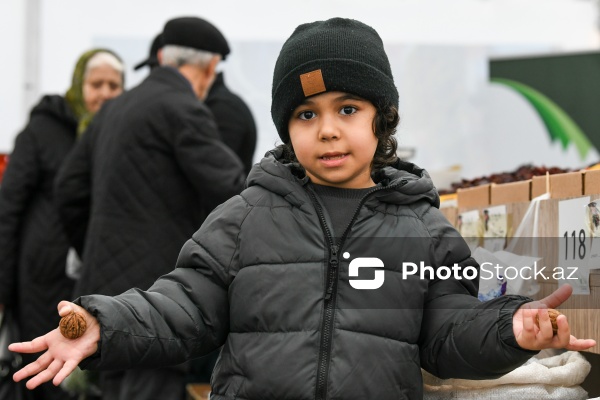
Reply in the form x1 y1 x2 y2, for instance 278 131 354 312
0 48 124 400
53 17 246 400
205 72 257 175
135 32 257 175
134 28 257 386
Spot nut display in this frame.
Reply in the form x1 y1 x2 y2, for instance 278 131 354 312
437 164 571 195
534 309 561 334
59 311 87 339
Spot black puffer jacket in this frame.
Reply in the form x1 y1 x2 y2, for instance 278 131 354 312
77 149 536 400
0 95 76 341
56 67 246 298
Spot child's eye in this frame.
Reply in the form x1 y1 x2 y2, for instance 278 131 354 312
298 110 316 120
340 106 357 115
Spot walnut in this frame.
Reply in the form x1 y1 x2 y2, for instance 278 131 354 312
534 309 561 334
59 311 87 339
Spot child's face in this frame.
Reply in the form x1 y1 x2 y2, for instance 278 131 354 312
288 91 378 189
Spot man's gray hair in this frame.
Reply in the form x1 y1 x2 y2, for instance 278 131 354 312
161 45 220 68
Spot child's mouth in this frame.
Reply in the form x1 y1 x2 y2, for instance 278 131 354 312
320 154 347 161
319 153 348 167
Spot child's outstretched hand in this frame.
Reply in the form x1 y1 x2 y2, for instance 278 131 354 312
9 301 100 390
513 284 596 351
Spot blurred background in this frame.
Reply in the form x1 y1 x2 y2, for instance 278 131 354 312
1 0 599 188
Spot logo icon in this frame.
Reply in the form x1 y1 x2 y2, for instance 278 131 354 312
347 253 385 290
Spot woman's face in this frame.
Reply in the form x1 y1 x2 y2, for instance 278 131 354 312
82 65 123 113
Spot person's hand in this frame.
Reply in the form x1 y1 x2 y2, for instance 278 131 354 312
8 301 100 389
513 284 596 351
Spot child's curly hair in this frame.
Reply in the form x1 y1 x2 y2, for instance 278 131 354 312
372 104 399 171
278 104 399 172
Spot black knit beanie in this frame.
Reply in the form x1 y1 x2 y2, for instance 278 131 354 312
271 18 398 143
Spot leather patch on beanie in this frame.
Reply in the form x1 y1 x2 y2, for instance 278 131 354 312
300 69 326 97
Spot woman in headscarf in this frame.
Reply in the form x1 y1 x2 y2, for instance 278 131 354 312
0 48 124 400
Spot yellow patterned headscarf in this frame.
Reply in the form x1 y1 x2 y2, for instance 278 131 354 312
65 48 124 135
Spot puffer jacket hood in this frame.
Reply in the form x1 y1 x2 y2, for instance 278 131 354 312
30 95 78 130
247 147 440 209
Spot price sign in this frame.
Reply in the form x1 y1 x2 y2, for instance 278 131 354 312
458 210 481 252
558 196 592 294
483 205 507 252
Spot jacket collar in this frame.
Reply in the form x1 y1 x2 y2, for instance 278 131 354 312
371 159 440 208
246 148 440 209
146 66 195 96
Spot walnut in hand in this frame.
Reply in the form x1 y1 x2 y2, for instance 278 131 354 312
59 311 87 339
534 309 561 335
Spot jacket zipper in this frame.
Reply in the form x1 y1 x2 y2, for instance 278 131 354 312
309 179 408 400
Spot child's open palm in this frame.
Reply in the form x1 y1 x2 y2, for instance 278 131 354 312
8 301 100 389
513 284 596 351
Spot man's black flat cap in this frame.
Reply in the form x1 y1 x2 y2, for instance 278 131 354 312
163 17 230 60
134 32 164 71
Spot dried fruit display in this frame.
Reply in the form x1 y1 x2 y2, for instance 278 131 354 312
59 311 87 339
437 164 572 195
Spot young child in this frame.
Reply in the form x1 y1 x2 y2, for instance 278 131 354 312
10 18 596 400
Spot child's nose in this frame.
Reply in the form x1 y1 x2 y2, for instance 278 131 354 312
318 114 340 140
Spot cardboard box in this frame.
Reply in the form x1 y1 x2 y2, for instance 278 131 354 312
531 175 549 199
549 171 583 199
439 194 458 227
439 193 457 204
439 206 458 227
584 169 600 195
457 184 490 209
490 180 531 205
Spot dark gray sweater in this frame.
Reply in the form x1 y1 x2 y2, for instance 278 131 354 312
311 183 372 241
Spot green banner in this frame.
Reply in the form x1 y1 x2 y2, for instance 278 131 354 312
490 52 600 159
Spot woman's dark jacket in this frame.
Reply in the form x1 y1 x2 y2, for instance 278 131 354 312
0 95 77 341
76 150 537 400
55 66 246 298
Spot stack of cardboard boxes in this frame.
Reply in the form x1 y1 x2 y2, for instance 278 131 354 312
440 170 600 355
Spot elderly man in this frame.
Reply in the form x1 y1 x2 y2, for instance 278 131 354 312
54 17 245 400
135 31 257 175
